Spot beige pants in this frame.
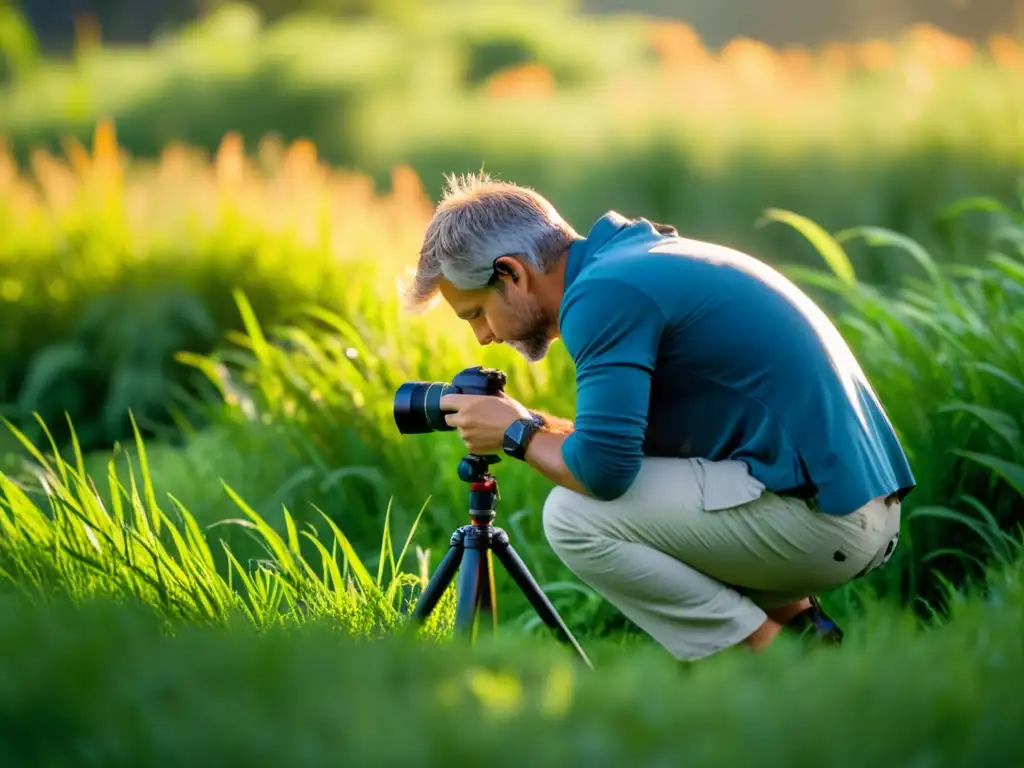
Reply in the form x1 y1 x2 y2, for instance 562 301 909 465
542 457 901 661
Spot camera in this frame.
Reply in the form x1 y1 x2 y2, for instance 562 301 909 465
393 366 507 434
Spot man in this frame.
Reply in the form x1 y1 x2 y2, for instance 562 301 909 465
402 172 914 662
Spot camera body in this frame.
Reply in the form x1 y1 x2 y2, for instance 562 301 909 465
393 366 507 434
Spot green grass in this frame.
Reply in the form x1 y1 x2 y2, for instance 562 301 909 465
0 407 1022 766
0 534 1021 766
0 415 455 640
6 185 1014 639
759 201 1024 604
0 123 434 455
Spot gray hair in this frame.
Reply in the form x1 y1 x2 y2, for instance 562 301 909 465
402 172 578 310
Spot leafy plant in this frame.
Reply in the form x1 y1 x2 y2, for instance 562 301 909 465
9 289 219 450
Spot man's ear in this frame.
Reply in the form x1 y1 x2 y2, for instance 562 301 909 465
493 255 526 287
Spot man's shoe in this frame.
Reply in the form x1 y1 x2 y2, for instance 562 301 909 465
784 596 844 646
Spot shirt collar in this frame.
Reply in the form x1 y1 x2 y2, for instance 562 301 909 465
563 210 633 291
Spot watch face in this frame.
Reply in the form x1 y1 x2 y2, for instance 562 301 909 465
504 420 527 455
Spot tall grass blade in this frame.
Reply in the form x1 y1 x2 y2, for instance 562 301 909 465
378 498 393 588
835 226 946 293
953 451 1024 498
936 402 1021 448
32 413 70 486
989 252 1024 285
907 505 1011 564
221 482 299 579
311 505 378 596
129 412 161 536
758 208 856 285
935 194 1021 223
964 363 1024 396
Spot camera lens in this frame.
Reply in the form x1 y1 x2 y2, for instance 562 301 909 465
393 381 455 434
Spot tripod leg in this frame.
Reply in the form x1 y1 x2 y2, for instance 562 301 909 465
475 548 498 636
454 545 484 636
492 537 594 669
409 539 464 624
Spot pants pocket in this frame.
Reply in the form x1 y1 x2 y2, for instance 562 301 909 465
854 526 902 579
694 458 767 512
837 500 902 579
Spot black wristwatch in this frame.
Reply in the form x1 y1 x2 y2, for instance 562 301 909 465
503 414 544 461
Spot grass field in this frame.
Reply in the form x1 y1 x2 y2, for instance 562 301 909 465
2 4 1024 760
0 428 1022 765
0 571 1020 767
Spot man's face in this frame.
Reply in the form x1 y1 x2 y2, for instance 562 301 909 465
440 277 556 362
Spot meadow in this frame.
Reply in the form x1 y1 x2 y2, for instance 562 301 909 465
1 2 1024 762
0 414 1022 765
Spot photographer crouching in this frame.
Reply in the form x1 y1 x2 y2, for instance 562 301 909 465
400 172 915 662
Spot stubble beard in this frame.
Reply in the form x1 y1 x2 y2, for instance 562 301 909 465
508 296 556 362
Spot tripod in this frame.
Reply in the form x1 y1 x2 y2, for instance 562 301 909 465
408 453 594 669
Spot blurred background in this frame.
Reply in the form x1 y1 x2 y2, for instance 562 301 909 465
1 0 1023 639
5 0 1022 273
17 0 1024 48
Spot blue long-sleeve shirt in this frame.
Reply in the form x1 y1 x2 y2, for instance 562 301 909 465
558 212 915 516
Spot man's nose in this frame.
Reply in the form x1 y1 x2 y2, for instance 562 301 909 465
474 327 494 345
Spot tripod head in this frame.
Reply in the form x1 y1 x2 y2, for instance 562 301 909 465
458 453 500 483
458 454 500 526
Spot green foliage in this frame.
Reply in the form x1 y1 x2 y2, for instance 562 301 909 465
0 110 1019 633
173 280 603 632
0 399 1021 763
1 2 1021 285
1 0 1023 642
1 332 1022 766
0 414 455 638
10 289 219 449
0 545 1022 766
0 0 39 85
0 124 399 453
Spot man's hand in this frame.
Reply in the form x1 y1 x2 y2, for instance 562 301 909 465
443 395 593 496
440 393 533 454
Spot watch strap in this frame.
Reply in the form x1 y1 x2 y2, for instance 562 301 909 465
503 415 543 461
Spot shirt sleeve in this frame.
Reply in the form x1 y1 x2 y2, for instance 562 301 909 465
559 277 665 500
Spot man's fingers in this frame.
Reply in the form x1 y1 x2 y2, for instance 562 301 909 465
444 412 461 427
439 393 469 411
